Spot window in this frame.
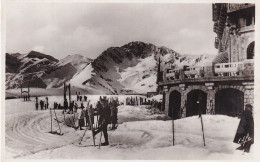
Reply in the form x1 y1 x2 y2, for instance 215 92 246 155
247 42 255 59
246 15 252 26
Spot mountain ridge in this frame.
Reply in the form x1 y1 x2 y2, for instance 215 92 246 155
6 41 214 94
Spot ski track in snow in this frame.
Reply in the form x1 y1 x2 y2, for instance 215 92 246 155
5 96 254 160
5 110 81 158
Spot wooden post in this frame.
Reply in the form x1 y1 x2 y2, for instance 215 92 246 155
64 83 66 102
68 84 71 104
198 94 206 146
50 108 53 132
172 106 174 146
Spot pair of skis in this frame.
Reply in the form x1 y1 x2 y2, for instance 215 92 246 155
79 101 103 148
79 101 96 146
49 108 63 135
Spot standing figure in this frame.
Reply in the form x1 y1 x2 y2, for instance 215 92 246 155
35 96 39 110
76 92 79 101
67 101 74 114
234 104 254 153
54 102 58 109
88 104 95 129
94 98 111 146
110 100 118 130
64 99 68 112
40 100 44 110
45 97 49 110
78 106 85 130
79 96 82 102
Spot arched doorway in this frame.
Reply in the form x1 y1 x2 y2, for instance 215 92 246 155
168 90 181 120
186 90 207 117
247 42 254 59
215 88 244 116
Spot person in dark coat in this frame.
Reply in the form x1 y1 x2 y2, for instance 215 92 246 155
67 101 74 114
45 97 49 110
94 98 111 146
233 104 254 153
64 99 68 112
40 100 44 110
110 100 118 130
35 97 39 110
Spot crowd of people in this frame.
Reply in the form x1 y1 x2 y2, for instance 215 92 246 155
35 96 49 110
22 95 31 101
47 96 119 146
125 96 163 110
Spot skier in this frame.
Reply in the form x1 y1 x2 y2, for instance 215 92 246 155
234 104 254 153
84 96 87 102
80 96 82 102
67 101 75 114
76 92 79 101
40 100 44 110
35 96 39 110
78 105 85 130
110 99 118 130
64 98 68 112
54 102 58 109
94 98 111 146
45 97 49 110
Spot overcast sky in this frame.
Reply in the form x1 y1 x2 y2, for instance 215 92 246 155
6 2 218 59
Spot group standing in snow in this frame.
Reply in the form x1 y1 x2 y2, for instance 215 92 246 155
35 96 49 110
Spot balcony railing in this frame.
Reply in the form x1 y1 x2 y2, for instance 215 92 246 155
162 60 254 84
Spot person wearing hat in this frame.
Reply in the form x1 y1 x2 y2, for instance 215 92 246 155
94 98 111 146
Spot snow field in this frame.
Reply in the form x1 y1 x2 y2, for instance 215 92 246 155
5 95 254 159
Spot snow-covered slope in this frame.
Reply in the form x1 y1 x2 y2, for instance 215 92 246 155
118 54 157 93
5 96 253 159
5 52 92 89
59 54 92 71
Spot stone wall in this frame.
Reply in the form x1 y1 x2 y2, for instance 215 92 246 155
164 81 254 118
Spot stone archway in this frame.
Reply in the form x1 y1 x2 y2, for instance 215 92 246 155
247 41 254 59
186 90 207 117
215 88 244 116
168 90 182 120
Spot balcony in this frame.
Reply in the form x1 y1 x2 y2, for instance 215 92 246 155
227 3 254 13
160 61 254 86
214 62 243 74
239 25 254 33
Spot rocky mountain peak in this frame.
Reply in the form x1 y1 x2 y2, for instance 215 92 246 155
27 51 59 62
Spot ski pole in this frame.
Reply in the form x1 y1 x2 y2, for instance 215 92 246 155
53 108 62 134
98 125 103 149
79 125 88 145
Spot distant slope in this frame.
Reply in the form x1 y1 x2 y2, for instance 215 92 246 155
5 52 92 89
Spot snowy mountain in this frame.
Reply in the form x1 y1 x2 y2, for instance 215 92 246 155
6 41 214 94
69 41 214 94
5 51 92 89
